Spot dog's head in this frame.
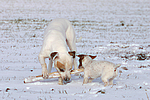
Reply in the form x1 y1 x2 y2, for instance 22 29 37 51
77 54 97 69
50 51 75 82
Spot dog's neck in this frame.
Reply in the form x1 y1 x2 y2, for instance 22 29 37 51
52 44 68 53
82 56 93 67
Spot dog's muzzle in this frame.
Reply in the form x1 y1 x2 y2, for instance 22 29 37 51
64 76 70 82
63 77 71 84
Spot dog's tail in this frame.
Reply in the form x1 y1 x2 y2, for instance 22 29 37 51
114 64 121 71
76 36 82 43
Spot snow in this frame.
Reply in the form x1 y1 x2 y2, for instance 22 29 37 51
0 0 150 99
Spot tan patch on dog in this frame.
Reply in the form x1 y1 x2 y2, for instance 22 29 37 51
57 61 65 69
89 55 97 59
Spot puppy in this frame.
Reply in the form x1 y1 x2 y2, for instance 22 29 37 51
38 18 77 85
77 54 121 86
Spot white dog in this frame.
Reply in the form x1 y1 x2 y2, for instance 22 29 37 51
38 18 77 85
77 54 121 86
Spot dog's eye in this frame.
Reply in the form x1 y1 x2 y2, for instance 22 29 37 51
59 68 65 72
70 68 73 72
70 70 73 72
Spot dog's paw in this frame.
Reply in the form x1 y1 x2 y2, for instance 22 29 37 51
109 82 113 85
58 82 63 85
83 81 88 84
58 77 63 85
104 82 108 87
42 69 49 79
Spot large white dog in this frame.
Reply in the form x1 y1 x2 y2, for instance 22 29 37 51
38 18 77 85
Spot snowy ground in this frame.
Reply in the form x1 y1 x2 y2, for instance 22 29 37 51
0 0 150 99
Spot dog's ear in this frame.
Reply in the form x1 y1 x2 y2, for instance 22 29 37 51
68 51 76 58
50 52 58 60
89 55 97 59
77 54 86 69
57 61 65 69
77 54 85 59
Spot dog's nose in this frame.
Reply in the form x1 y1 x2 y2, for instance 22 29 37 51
64 77 70 82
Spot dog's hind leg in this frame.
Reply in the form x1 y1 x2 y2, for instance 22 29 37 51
66 25 77 70
48 59 53 73
109 78 114 85
67 42 77 70
73 57 77 70
66 40 77 70
109 74 117 85
101 76 109 87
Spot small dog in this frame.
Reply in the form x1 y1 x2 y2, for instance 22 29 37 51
77 54 121 86
38 18 77 85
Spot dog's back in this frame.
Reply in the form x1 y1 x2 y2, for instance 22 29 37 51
40 19 75 55
84 58 121 78
44 18 72 38
85 60 115 77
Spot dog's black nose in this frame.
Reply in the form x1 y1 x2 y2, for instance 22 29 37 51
64 77 70 82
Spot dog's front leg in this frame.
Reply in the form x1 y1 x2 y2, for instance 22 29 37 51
88 78 94 83
58 77 63 85
38 54 48 78
83 72 88 84
41 63 48 78
83 77 88 84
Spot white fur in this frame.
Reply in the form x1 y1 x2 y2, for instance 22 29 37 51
80 55 121 86
38 18 77 84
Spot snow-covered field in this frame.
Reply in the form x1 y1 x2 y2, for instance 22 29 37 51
0 0 150 99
